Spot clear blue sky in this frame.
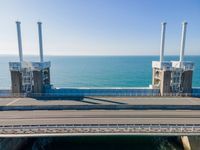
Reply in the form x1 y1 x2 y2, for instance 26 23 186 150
0 0 199 55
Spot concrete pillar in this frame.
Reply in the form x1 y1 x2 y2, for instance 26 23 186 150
160 70 171 96
16 21 23 62
181 70 193 94
180 22 187 62
160 22 167 62
181 136 191 150
33 71 43 94
152 68 171 96
10 71 22 94
37 22 44 63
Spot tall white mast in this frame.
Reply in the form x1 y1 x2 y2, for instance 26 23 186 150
16 21 23 62
160 22 167 62
180 22 187 62
37 22 44 62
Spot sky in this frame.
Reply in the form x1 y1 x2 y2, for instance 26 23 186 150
0 0 200 56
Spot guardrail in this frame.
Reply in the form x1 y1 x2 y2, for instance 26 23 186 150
0 124 200 137
29 92 200 98
0 88 200 98
1 92 200 98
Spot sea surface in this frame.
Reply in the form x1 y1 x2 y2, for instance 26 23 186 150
0 55 199 150
0 55 200 89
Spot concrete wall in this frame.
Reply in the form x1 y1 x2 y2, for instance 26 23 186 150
32 68 51 94
10 71 22 94
152 68 193 96
33 71 43 93
181 71 193 93
160 70 171 96
152 68 171 96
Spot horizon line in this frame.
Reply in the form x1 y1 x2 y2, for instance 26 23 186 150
0 54 200 57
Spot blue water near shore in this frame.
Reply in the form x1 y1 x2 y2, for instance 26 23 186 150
0 55 200 89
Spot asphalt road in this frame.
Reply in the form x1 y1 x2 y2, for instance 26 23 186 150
0 96 200 126
0 109 200 126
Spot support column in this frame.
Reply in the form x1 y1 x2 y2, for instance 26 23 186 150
37 22 44 63
16 21 23 62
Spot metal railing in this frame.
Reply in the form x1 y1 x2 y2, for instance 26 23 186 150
1 92 200 98
0 124 200 136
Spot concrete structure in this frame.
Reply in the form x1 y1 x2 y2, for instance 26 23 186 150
152 61 172 96
171 22 194 94
152 22 194 96
171 61 194 94
9 21 51 94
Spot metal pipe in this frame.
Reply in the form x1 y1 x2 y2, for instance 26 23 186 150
37 22 44 62
16 21 23 62
160 22 167 62
180 22 187 62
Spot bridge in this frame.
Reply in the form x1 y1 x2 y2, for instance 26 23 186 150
0 96 200 137
1 21 199 139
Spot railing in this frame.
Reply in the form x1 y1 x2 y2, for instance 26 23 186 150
0 124 200 136
29 92 160 98
0 87 200 98
1 92 200 98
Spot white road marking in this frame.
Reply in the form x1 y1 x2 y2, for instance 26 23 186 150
6 98 21 106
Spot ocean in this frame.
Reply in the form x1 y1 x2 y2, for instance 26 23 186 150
0 55 199 150
0 55 200 89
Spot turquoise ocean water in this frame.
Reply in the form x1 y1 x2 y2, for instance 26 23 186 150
0 55 200 89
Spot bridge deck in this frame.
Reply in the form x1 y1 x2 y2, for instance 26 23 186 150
0 96 200 136
0 109 200 136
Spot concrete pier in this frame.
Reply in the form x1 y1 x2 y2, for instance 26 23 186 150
181 136 191 150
